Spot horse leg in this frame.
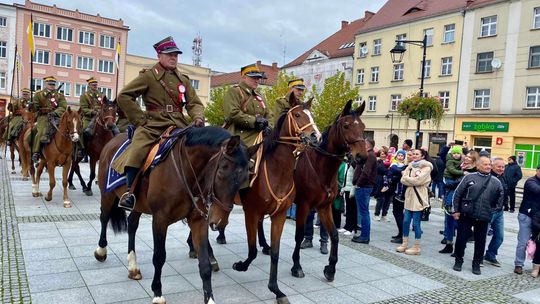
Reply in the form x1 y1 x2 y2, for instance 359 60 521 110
31 159 42 197
268 213 288 304
216 228 226 244
127 211 143 280
207 240 219 272
150 218 169 304
10 145 15 173
232 210 259 272
317 205 338 282
189 217 215 304
85 157 98 196
95 205 111 262
258 220 271 255
72 159 87 192
68 165 76 190
62 161 72 208
291 202 310 278
187 231 197 258
45 162 55 202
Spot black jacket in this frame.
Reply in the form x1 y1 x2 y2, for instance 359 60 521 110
453 171 504 222
371 159 388 198
491 171 508 212
434 157 445 182
521 175 540 219
504 163 523 188
353 149 377 187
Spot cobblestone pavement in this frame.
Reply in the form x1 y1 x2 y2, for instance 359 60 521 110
1 156 539 304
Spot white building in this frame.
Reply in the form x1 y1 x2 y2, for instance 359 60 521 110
0 3 17 118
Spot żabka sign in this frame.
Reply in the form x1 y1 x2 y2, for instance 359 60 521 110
462 122 509 132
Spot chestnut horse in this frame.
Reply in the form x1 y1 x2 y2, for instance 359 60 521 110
0 116 7 158
16 110 35 180
31 108 81 207
68 98 118 195
95 127 254 304
232 103 320 304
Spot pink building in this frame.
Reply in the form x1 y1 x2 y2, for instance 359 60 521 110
14 0 129 105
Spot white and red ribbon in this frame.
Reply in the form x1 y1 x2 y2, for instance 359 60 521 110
255 95 266 109
178 84 186 106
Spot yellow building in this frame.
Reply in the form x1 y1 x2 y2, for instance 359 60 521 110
124 54 211 106
352 0 470 154
455 0 540 176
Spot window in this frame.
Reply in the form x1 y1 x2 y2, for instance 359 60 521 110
438 91 450 109
534 7 540 29
370 67 379 82
474 89 491 109
0 41 6 58
57 81 71 96
54 52 72 68
0 72 6 89
393 63 404 81
33 50 50 64
98 59 114 73
526 87 540 108
441 57 452 75
77 56 94 71
473 137 492 154
190 79 200 90
444 24 455 43
99 87 113 99
357 69 364 84
396 34 407 47
422 59 431 78
530 46 540 68
0 17 6 27
368 96 377 112
480 15 497 37
56 26 73 42
476 52 494 73
390 94 401 111
424 28 433 46
373 39 381 55
359 42 367 57
33 22 51 38
31 78 43 91
99 34 115 49
75 84 88 97
78 31 95 45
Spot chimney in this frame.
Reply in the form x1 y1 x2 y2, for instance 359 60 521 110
256 60 262 66
272 62 278 69
364 11 375 19
466 0 474 7
341 20 349 29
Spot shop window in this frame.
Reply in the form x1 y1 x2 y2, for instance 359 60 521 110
364 130 374 140
514 144 540 169
473 137 492 154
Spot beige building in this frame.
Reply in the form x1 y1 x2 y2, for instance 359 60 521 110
124 54 211 106
352 0 471 153
455 0 540 176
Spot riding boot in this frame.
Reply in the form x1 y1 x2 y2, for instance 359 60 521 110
118 166 138 211
111 124 120 136
84 118 95 138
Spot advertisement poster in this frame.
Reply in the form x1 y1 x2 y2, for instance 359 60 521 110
517 151 526 167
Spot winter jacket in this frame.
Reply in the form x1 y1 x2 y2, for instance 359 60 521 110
440 145 450 165
401 160 432 211
443 154 463 180
491 171 508 212
342 163 355 193
353 149 377 187
333 163 346 211
520 175 540 217
371 159 388 198
504 163 523 188
434 157 445 182
453 171 504 222
385 163 406 192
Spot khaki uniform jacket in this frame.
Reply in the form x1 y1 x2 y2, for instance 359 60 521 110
80 90 105 127
273 91 301 125
112 62 204 173
223 81 269 146
4 98 28 139
29 89 67 153
400 160 433 211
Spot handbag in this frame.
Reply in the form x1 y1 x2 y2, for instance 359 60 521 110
527 238 537 261
460 176 491 216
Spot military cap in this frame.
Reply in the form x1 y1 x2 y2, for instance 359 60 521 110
288 78 306 90
153 36 182 54
43 76 57 83
86 77 98 84
241 64 265 78
21 88 31 93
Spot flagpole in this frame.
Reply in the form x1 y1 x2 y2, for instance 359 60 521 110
29 14 34 105
115 39 120 100
4 44 18 156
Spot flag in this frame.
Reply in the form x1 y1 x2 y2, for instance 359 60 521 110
115 40 121 70
26 20 35 58
16 51 23 72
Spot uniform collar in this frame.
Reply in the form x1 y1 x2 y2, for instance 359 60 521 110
151 62 181 80
239 81 256 95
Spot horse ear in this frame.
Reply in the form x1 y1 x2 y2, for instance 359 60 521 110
304 97 314 110
247 142 261 158
341 100 353 117
225 136 241 154
355 100 366 116
67 106 72 113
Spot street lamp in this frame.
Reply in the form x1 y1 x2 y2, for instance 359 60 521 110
390 34 428 148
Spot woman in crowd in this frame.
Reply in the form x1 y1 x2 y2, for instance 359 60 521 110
374 150 391 222
341 161 357 236
389 150 413 244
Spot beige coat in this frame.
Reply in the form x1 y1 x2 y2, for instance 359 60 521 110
400 159 433 211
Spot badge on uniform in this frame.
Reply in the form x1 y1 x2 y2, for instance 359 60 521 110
255 95 266 109
50 97 57 108
178 84 186 106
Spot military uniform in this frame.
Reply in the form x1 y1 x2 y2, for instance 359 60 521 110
30 77 67 155
115 107 130 133
273 78 306 126
3 94 29 142
79 79 105 147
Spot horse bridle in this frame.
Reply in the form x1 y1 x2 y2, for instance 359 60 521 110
274 105 316 148
95 104 116 131
49 114 79 141
308 114 365 161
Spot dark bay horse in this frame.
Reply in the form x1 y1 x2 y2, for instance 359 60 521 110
31 107 82 208
94 127 254 304
68 98 118 195
16 110 35 180
290 100 367 281
232 103 320 304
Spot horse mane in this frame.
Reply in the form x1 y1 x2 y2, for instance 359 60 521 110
185 126 249 166
263 111 287 155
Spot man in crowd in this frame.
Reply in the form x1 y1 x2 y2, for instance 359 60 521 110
504 156 523 213
484 157 508 267
352 138 377 244
402 139 413 151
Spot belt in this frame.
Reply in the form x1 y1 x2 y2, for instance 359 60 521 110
145 104 182 113
40 108 53 114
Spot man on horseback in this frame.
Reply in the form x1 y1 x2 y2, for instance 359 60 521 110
272 78 305 124
29 76 67 163
2 88 31 145
113 36 205 211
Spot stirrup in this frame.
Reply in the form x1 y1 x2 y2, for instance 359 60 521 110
119 192 136 211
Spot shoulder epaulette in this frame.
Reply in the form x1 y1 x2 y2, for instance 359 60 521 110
139 68 148 74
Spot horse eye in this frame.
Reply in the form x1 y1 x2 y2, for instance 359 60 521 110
343 124 350 129
294 113 300 118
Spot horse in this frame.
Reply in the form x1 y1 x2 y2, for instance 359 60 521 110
94 127 255 304
68 98 118 195
16 110 35 180
31 107 81 208
0 116 18 173
232 103 320 304
0 116 7 158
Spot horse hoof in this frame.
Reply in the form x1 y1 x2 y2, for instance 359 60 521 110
45 196 52 202
64 201 72 208
11 171 15 174
211 261 220 272
291 267 305 278
216 237 226 244
128 268 142 280
207 297 216 304
22 177 28 181
277 296 290 304
68 185 76 190
232 261 247 272
32 192 40 197
262 246 271 255
323 265 335 282
94 249 107 262
85 190 93 196
152 296 166 304
188 250 197 259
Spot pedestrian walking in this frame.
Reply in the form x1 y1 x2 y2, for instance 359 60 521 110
504 156 523 213
484 157 508 267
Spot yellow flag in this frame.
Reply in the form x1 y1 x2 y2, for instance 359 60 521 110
115 41 121 69
26 20 35 58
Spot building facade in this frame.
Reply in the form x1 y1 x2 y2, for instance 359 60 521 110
0 4 16 118
455 0 540 176
124 54 212 107
211 60 280 89
352 0 471 153
14 0 129 105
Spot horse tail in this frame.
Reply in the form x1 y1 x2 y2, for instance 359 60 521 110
109 198 128 234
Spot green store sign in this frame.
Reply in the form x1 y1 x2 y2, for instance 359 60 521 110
461 122 509 132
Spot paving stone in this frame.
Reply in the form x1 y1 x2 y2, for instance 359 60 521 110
88 281 149 304
27 271 85 293
25 258 78 277
303 288 358 304
31 287 94 304
140 274 195 295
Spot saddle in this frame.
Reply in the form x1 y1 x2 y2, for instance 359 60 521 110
42 115 60 143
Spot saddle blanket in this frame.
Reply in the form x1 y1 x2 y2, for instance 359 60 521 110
104 127 186 192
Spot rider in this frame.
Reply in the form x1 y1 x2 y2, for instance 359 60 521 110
29 76 67 163
223 63 270 147
273 78 305 125
2 88 31 145
113 36 205 211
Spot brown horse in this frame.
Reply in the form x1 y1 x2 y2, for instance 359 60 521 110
68 98 118 195
94 127 254 304
31 108 81 208
16 110 35 180
0 116 18 173
232 103 320 304
0 116 7 158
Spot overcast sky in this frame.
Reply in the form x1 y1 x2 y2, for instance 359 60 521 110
9 0 386 72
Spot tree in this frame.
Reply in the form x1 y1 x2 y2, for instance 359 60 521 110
311 72 359 129
204 85 229 126
261 71 297 114
397 93 444 147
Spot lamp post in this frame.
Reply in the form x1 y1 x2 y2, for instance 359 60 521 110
390 34 428 149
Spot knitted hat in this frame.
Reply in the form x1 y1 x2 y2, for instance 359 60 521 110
508 155 516 162
396 149 406 158
450 145 463 154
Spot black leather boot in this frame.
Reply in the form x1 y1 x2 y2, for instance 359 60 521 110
118 166 138 211
439 242 453 254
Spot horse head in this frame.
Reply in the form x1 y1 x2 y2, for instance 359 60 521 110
98 97 118 131
332 100 367 160
62 106 82 142
279 98 321 146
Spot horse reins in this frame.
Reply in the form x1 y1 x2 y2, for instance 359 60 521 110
49 114 78 166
